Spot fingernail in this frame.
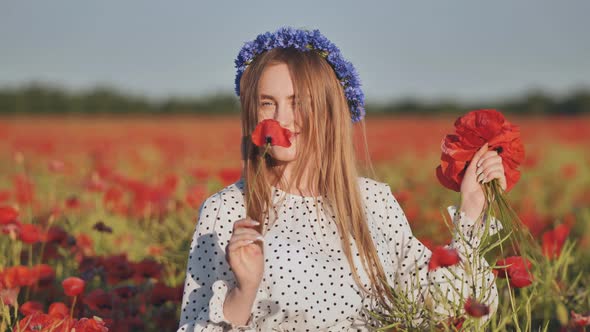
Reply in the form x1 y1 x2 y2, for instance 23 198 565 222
250 220 260 225
256 235 265 241
246 240 255 244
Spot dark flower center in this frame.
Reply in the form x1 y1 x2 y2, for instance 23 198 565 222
265 136 272 144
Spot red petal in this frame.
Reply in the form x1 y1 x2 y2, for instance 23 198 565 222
62 277 86 297
509 269 534 288
464 297 490 318
251 119 293 148
0 206 19 225
542 224 570 259
428 246 461 271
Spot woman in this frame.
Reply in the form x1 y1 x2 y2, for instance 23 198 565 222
177 27 506 331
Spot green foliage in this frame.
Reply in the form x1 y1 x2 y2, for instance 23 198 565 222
0 82 589 115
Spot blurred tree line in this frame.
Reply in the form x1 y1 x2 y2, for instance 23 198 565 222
0 83 589 115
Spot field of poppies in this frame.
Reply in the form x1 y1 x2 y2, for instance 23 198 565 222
1 114 589 331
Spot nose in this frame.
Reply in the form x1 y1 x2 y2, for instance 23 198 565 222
273 100 295 129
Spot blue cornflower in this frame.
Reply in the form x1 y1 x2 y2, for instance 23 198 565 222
234 26 366 123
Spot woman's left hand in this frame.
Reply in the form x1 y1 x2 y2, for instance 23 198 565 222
460 142 507 218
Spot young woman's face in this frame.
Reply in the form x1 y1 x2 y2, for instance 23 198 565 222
257 62 301 163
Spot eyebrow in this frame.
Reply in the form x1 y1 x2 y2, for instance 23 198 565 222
260 94 295 100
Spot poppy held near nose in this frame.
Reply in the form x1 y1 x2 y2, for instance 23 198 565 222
251 119 293 148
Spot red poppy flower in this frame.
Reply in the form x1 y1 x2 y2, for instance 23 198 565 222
104 186 124 206
48 302 69 319
48 159 65 173
571 311 590 327
82 288 114 314
436 109 524 193
65 195 81 209
495 256 531 278
17 312 56 332
0 206 18 225
190 167 210 181
428 246 461 271
62 276 86 296
217 168 242 186
44 226 69 247
100 254 134 285
113 285 139 300
494 256 534 288
18 223 43 244
19 301 44 316
464 297 490 318
0 191 11 203
132 258 163 283
150 282 182 305
438 316 465 330
72 317 109 332
251 119 293 148
1 265 37 288
14 174 35 205
30 264 56 287
542 224 570 260
185 185 207 209
148 244 165 257
508 269 534 288
75 234 95 257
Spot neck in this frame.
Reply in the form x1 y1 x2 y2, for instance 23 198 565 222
271 160 318 197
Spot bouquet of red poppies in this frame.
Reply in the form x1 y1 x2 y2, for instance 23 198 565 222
436 109 540 257
436 109 524 194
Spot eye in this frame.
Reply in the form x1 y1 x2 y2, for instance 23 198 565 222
260 101 275 107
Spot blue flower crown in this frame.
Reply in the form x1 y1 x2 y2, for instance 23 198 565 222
234 27 366 123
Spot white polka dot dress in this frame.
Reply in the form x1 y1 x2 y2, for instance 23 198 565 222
177 177 501 331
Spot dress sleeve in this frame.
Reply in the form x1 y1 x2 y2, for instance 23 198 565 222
379 182 501 325
177 194 267 332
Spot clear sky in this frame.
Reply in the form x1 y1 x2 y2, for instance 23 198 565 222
1 0 589 102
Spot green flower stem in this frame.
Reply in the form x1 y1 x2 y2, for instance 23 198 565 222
246 142 270 221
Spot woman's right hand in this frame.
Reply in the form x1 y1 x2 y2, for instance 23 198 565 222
226 217 265 292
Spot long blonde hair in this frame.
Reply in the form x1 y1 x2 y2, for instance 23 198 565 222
239 47 394 311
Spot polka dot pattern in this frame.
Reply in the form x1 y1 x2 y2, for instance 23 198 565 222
177 177 500 331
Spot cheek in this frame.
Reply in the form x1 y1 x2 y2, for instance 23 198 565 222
269 144 297 160
257 112 269 121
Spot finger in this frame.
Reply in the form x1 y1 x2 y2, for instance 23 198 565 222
232 227 263 237
232 218 260 231
476 156 503 175
481 150 499 161
477 164 504 183
472 143 489 169
230 231 264 242
227 238 263 253
476 149 498 169
480 168 505 184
